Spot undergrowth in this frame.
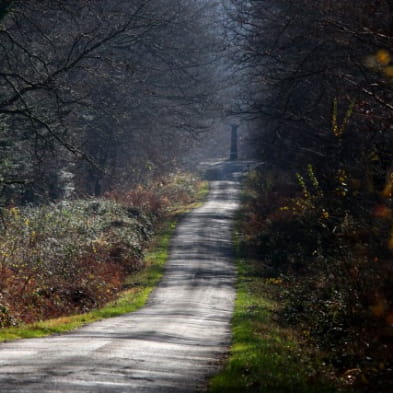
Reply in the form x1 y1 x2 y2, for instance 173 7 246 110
0 173 207 330
0 212 177 342
225 168 393 393
207 226 343 393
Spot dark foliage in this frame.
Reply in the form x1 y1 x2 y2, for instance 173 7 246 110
230 1 393 392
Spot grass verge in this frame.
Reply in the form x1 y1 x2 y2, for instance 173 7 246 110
206 255 346 393
0 181 209 342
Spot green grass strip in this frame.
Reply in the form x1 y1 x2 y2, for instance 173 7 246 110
206 257 343 393
0 181 209 342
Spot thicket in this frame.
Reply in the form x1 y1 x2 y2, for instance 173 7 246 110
0 173 203 327
229 1 393 392
239 167 392 392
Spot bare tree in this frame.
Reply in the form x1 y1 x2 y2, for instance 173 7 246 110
228 0 393 185
0 0 223 202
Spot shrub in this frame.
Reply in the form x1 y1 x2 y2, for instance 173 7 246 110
238 167 393 392
0 173 204 325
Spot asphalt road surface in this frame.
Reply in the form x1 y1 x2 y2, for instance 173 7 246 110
0 162 245 393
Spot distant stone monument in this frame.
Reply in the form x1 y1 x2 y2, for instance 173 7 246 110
229 124 238 161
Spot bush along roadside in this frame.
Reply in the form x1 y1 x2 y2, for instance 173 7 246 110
208 167 393 393
0 173 208 337
206 219 345 393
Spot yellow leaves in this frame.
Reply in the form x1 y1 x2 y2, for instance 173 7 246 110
366 49 393 81
331 98 355 138
266 277 283 285
368 150 380 162
292 165 327 216
296 165 323 200
337 169 347 184
381 172 393 199
335 169 349 198
307 164 323 197
384 65 393 78
332 98 340 137
296 172 310 199
9 207 20 218
376 49 391 66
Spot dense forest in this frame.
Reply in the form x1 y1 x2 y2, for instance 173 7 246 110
0 0 224 205
228 1 393 392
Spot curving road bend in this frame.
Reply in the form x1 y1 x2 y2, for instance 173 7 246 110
0 164 245 393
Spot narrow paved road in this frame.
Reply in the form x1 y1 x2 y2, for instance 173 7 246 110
0 164 244 393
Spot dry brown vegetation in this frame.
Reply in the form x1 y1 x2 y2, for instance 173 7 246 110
0 174 203 327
